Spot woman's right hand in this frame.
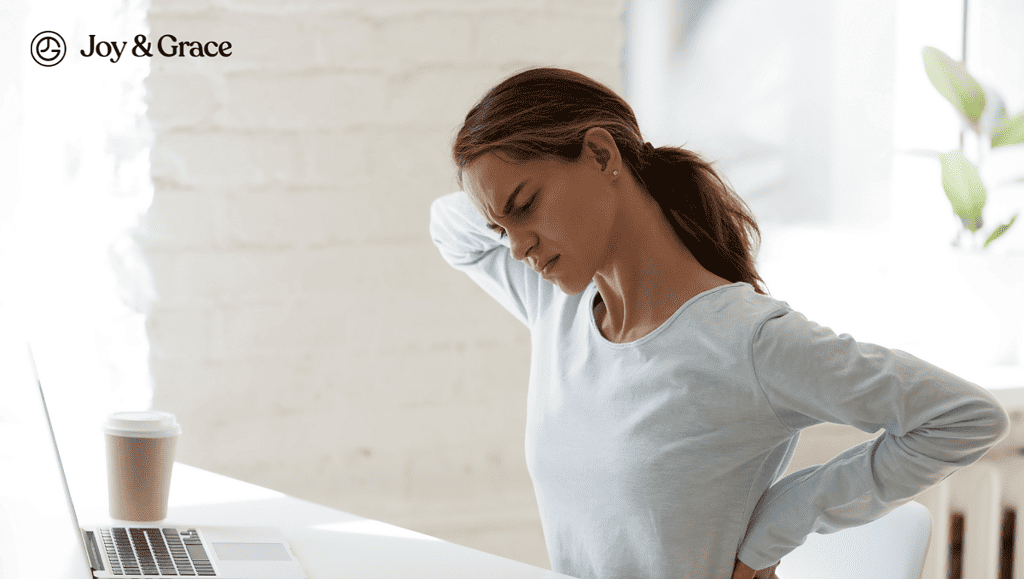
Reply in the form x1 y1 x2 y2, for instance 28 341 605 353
731 557 780 579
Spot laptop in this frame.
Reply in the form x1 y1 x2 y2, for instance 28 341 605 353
0 342 309 579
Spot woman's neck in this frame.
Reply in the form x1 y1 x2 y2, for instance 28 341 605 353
591 185 730 343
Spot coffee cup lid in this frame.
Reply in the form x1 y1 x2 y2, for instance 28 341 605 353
103 411 182 438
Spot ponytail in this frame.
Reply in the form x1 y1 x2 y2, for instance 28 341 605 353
627 146 766 295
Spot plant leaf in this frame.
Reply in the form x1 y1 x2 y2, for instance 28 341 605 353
979 86 1007 135
992 109 1024 148
939 150 987 232
923 46 987 130
984 214 1018 248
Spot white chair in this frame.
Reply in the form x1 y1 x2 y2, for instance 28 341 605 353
774 500 932 579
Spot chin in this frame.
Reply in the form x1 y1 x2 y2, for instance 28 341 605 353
554 278 590 297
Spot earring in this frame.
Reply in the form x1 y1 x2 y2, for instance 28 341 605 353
613 170 618 176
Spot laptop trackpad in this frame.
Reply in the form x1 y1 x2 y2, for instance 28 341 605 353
213 542 292 561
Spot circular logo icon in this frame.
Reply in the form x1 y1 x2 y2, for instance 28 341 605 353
31 31 66 67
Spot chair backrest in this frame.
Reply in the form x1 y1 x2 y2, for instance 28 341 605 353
774 500 932 579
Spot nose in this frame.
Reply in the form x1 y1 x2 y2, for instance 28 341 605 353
507 228 534 262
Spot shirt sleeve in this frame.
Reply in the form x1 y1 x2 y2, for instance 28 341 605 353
736 307 1012 570
429 191 546 327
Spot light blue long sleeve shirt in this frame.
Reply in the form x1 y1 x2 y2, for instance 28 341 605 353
429 190 1011 579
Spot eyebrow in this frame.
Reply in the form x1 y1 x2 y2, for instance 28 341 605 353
485 180 527 229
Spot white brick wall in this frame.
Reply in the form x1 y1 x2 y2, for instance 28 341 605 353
140 0 624 569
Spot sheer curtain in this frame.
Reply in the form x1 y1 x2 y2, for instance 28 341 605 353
0 0 154 461
622 0 900 347
621 0 1024 373
624 0 896 230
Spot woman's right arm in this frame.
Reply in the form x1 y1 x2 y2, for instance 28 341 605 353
429 191 544 327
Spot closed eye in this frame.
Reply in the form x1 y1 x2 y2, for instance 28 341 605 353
520 194 537 213
490 189 539 239
512 191 539 220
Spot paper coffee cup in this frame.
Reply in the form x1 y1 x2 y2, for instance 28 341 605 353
103 411 181 521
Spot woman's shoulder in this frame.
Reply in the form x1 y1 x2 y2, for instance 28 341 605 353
697 281 791 316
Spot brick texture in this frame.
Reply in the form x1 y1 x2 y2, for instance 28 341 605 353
142 0 625 569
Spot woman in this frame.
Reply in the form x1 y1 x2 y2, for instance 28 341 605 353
429 67 1010 579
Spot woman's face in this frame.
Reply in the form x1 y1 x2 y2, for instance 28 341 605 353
462 150 618 296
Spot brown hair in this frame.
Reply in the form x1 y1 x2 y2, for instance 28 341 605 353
452 67 767 295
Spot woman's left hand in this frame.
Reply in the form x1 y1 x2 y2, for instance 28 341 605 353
731 557 780 579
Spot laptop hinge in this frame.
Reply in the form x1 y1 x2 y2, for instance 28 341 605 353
82 529 105 571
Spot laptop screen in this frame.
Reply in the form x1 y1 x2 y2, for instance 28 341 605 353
0 339 94 579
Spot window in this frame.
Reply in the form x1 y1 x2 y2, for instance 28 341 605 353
622 0 965 231
0 2 155 432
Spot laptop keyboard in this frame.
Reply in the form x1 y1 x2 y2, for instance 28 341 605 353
100 527 216 576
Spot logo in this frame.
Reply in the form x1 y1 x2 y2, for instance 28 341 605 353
31 31 66 67
31 31 234 65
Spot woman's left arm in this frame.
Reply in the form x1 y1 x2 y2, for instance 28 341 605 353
735 307 1012 571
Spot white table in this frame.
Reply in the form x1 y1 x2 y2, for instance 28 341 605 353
67 460 572 579
0 336 573 579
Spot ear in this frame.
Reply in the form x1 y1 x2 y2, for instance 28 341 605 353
581 127 621 177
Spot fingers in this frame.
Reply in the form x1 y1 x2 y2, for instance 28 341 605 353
734 557 780 579
732 558 755 579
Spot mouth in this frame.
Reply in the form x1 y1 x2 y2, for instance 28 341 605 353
541 255 560 275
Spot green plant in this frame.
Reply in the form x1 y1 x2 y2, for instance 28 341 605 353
922 46 1024 248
